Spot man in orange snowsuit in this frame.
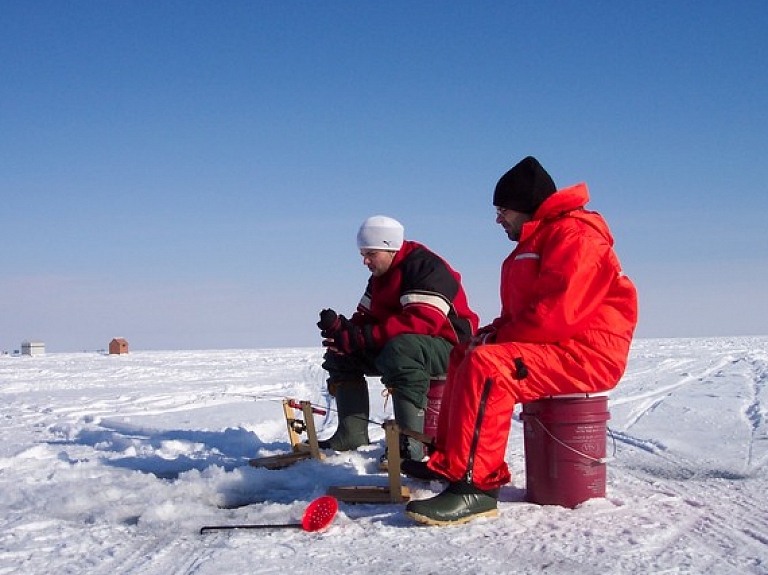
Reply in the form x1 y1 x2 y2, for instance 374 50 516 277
405 156 638 525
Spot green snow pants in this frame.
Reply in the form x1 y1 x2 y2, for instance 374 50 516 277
321 334 452 409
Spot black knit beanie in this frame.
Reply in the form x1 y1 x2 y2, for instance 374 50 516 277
493 156 557 214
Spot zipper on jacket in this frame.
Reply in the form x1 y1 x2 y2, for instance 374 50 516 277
464 377 494 485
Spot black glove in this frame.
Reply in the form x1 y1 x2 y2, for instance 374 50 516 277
317 309 341 336
317 309 352 338
323 323 375 355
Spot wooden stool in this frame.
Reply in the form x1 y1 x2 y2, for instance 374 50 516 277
327 420 410 504
249 399 326 469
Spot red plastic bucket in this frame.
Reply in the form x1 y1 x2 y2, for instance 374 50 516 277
521 393 610 508
424 376 446 441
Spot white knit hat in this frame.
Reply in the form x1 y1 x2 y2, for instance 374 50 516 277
356 215 404 251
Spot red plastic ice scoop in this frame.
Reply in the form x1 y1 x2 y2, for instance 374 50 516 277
200 495 339 534
301 495 339 531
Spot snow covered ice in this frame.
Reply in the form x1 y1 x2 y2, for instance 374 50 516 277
1 337 767 575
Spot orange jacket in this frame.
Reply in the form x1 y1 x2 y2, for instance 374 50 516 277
426 184 638 489
486 182 637 372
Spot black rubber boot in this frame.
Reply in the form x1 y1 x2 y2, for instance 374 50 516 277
405 482 499 526
401 459 448 482
317 380 370 451
393 395 425 461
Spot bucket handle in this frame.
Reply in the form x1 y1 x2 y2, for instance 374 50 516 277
530 416 616 465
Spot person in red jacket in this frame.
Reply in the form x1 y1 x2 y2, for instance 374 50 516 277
317 215 479 462
405 157 638 525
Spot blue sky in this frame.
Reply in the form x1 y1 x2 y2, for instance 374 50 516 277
2 1 767 352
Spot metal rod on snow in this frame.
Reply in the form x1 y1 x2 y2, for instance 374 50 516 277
200 523 302 534
200 495 338 535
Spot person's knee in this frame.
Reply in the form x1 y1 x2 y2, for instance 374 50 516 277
388 381 428 409
380 334 421 358
467 342 522 370
322 350 368 383
376 335 424 371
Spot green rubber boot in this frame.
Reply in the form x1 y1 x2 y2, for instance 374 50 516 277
405 482 499 526
393 394 425 462
318 380 370 451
